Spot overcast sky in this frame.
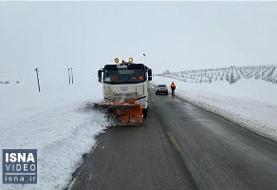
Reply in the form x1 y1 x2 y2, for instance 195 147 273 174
1 1 277 73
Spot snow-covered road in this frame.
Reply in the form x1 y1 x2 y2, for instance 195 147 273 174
154 75 277 142
70 88 277 190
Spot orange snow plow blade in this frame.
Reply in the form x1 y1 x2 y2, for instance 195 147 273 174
112 104 143 125
91 102 143 126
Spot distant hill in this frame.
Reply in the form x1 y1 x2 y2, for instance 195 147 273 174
157 65 277 85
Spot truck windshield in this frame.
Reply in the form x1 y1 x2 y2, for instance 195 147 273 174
104 69 146 84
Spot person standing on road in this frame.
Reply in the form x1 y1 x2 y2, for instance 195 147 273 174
170 81 176 96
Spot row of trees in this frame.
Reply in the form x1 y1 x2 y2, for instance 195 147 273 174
159 65 277 85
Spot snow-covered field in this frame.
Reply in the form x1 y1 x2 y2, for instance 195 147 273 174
0 69 108 190
160 65 277 85
154 70 277 142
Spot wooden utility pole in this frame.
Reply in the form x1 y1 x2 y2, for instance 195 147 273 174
68 67 73 84
68 68 71 84
34 67 41 92
70 68 73 84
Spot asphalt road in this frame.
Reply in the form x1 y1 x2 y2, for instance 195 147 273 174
70 89 277 190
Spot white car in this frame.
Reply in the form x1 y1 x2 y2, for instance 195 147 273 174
155 84 168 95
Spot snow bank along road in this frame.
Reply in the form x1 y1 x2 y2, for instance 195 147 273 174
70 89 277 190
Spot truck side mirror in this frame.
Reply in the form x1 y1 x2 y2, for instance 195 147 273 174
98 69 103 82
148 69 152 81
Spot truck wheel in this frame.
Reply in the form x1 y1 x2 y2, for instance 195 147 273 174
143 109 148 118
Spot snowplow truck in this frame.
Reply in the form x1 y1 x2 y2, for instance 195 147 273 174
97 58 152 125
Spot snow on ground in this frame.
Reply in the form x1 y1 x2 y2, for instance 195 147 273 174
0 69 109 190
153 76 277 142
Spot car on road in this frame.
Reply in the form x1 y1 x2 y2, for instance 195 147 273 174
155 84 168 95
